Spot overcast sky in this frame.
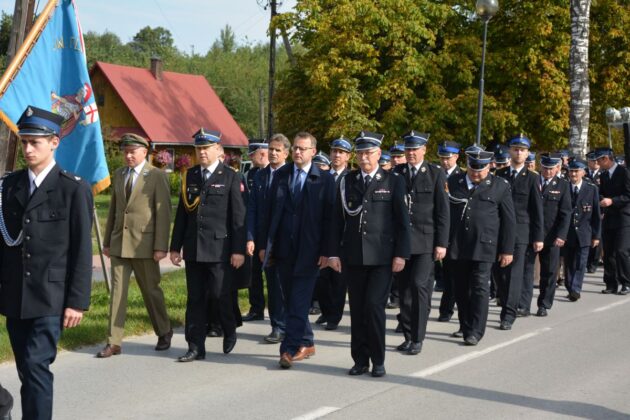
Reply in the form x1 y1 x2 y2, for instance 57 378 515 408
1 0 298 53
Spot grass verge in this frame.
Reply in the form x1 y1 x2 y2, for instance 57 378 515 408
0 269 251 363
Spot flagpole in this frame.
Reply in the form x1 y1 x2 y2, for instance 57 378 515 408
0 0 58 100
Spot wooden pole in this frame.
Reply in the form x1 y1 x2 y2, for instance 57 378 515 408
258 87 265 139
92 206 110 292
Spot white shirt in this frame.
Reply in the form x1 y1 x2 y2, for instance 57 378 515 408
200 159 220 180
465 175 476 190
125 159 147 187
269 162 284 186
361 167 379 182
293 162 312 190
510 164 525 177
608 163 618 178
446 166 458 178
571 180 583 193
408 161 423 173
28 159 57 195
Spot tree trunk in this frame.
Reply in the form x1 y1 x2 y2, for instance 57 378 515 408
568 0 591 158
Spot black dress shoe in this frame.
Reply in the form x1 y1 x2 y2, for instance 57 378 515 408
348 365 369 376
437 314 452 322
309 306 322 315
371 365 386 377
536 307 548 317
242 312 264 322
207 327 223 337
451 329 463 338
407 342 422 355
395 323 403 333
386 301 400 309
264 330 284 344
499 321 512 330
618 287 630 295
325 322 338 331
315 315 327 324
464 336 478 346
223 334 237 354
178 349 204 362
396 340 412 352
516 308 530 317
587 266 597 274
155 329 173 351
601 288 616 294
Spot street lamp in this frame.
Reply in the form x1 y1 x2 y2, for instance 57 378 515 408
606 106 630 158
474 0 499 146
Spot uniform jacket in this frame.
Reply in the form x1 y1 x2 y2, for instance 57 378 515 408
247 164 281 243
566 181 601 248
586 168 601 187
0 165 93 319
103 163 171 258
539 176 572 245
446 173 515 262
598 165 630 230
330 167 410 266
496 166 544 244
394 162 450 254
170 163 246 263
446 166 463 179
259 163 335 277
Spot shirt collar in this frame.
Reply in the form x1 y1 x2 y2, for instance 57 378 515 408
128 159 147 175
510 164 524 175
200 159 220 174
446 166 457 176
465 174 475 189
294 162 312 176
609 163 618 176
361 167 379 179
28 159 56 189
571 180 583 191
409 161 423 172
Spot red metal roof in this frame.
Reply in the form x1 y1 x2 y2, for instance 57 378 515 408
92 61 248 148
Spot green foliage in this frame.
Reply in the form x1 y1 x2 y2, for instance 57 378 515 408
168 171 182 196
0 12 11 57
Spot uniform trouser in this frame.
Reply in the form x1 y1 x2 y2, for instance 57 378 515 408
346 264 392 367
520 247 537 311
7 316 61 420
389 272 400 305
439 261 456 318
207 289 242 331
587 241 602 270
499 242 528 324
277 260 317 356
184 261 235 355
433 260 444 290
265 264 286 333
316 267 347 325
0 383 11 408
565 244 590 295
602 227 630 291
107 256 171 346
534 246 561 309
399 254 434 343
451 260 492 341
247 256 265 315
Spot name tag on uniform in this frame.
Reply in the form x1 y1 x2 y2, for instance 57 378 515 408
373 189 392 201
187 185 200 194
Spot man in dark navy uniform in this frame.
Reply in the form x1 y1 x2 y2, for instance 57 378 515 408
0 106 93 419
246 134 290 343
387 142 407 311
170 129 246 362
393 131 449 355
436 141 462 322
585 151 603 273
329 131 410 377
520 154 571 317
390 143 406 167
447 149 515 345
564 159 601 301
525 152 537 172
494 135 544 330
243 138 269 322
259 132 335 370
315 137 352 331
594 147 630 295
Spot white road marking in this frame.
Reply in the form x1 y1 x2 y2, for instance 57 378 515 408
410 327 553 378
292 406 341 420
592 298 630 313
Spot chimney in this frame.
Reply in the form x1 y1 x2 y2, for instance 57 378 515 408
150 56 163 81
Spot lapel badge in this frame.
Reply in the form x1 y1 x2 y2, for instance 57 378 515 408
375 173 382 181
552 180 556 186
485 179 491 185
403 167 407 174
356 173 361 180
421 167 426 173
348 201 353 207
218 170 223 175
459 178 464 184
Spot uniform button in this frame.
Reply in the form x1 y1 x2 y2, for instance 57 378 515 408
201 203 205 206
124 226 128 229
25 219 30 224
364 199 368 203
363 232 367 235
25 236 31 241
25 253 31 259
25 272 31 277
125 211 129 214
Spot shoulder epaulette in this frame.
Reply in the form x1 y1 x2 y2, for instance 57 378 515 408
60 170 81 182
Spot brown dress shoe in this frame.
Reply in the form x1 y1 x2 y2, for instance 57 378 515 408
292 345 315 362
97 344 121 358
279 352 293 369
155 329 173 351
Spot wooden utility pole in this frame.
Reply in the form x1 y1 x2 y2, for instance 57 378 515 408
258 87 265 138
267 0 277 141
0 0 36 174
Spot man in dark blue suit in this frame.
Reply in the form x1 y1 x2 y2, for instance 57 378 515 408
247 134 290 343
564 159 601 301
259 132 336 369
0 106 93 419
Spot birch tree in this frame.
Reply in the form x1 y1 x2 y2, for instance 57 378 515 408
568 0 591 158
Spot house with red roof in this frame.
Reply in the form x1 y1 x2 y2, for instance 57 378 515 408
90 59 248 171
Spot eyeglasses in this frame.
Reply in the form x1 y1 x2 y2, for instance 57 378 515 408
291 146 313 152
356 149 378 156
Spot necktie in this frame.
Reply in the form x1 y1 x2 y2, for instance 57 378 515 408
125 168 134 200
572 185 579 206
203 168 210 182
411 166 418 180
511 169 518 182
364 175 372 189
332 171 338 181
30 180 37 197
293 169 303 196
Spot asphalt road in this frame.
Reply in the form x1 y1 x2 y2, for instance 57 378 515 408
1 271 629 419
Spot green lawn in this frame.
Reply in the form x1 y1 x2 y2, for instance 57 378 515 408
0 269 252 363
